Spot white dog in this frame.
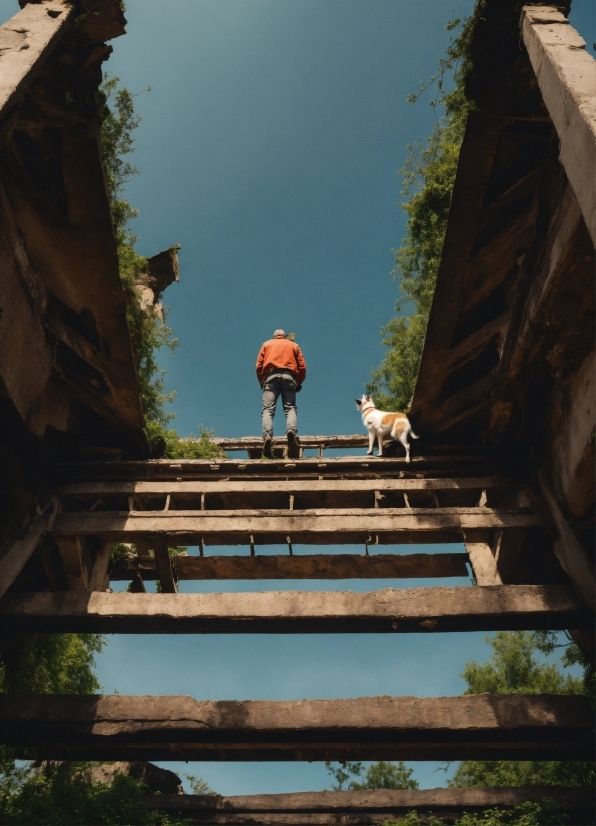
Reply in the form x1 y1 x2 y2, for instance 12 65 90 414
355 394 419 461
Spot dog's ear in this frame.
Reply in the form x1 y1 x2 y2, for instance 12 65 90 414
355 398 362 406
365 394 371 401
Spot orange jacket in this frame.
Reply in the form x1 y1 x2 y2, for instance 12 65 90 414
256 338 307 385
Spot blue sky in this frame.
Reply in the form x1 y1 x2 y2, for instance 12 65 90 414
1 0 592 796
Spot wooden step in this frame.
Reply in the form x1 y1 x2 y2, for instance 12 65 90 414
57 454 492 483
0 694 591 762
1 586 586 634
57 476 522 512
49 507 540 546
143 787 594 825
113 551 470 582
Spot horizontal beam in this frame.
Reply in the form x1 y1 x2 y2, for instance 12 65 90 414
57 476 516 495
207 435 370 450
116 552 470 581
57 454 492 482
1 586 587 634
0 694 591 761
50 508 540 545
144 787 594 823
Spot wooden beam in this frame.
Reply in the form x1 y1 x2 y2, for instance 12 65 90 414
57 454 491 483
521 6 596 245
57 476 517 496
113 552 470 581
1 586 587 635
55 536 90 592
0 694 591 762
0 515 47 599
153 538 177 594
144 787 594 824
50 508 540 546
464 532 502 586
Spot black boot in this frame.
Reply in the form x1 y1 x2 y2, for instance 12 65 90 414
287 431 299 459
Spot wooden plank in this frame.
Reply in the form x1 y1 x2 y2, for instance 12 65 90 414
112 552 470 581
464 532 502 586
57 476 516 496
0 694 591 762
1 586 587 635
55 536 90 592
87 541 113 592
50 508 540 546
0 515 47 599
144 787 594 823
153 538 177 594
56 454 492 483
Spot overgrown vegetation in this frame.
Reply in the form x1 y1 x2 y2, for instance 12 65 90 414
98 77 220 460
327 631 592 825
0 763 186 826
326 760 418 791
448 631 594 791
367 15 478 410
380 800 576 826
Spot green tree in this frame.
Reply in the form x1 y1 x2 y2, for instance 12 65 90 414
0 763 187 825
367 15 476 410
326 760 418 791
449 631 593 789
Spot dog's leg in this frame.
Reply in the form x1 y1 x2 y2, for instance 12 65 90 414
377 431 383 457
367 429 375 456
398 430 410 463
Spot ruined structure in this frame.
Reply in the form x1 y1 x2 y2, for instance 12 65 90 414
0 0 593 823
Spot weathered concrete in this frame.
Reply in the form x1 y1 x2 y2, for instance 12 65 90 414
1 585 586 634
144 787 594 825
0 1 73 116
50 507 540 546
521 6 596 245
57 476 520 513
0 514 46 599
0 693 591 761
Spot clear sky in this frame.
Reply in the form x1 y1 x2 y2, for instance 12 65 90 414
1 0 592 797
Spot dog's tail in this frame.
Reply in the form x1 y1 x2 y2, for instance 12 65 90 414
409 424 420 439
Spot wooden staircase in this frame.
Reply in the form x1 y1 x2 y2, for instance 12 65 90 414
0 437 592 822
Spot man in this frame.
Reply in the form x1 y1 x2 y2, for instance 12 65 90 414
256 329 307 458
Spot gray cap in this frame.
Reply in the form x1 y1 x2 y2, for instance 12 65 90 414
273 329 285 337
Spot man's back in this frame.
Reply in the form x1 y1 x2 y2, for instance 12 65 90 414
256 338 306 385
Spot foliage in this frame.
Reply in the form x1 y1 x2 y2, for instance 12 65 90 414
449 631 593 790
0 762 187 825
184 774 216 795
380 800 570 826
326 760 418 791
367 15 477 410
147 425 224 460
98 76 179 452
2 634 104 696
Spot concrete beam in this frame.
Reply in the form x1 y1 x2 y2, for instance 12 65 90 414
521 6 596 245
50 508 541 545
0 694 591 762
0 1 73 117
144 787 594 825
1 586 587 634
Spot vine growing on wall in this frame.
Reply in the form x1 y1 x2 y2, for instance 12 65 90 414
98 76 220 459
366 15 477 411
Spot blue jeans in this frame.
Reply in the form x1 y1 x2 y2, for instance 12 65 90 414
262 372 297 438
